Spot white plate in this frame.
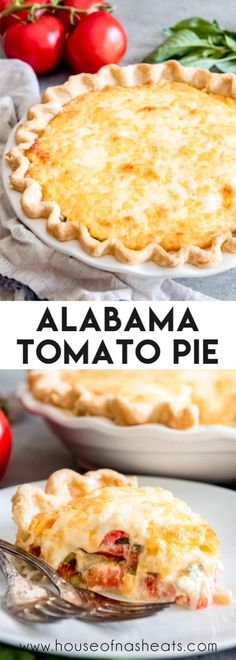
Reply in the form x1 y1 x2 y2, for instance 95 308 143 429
0 476 236 658
3 124 236 280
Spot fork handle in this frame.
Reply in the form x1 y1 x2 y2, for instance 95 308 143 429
0 548 21 582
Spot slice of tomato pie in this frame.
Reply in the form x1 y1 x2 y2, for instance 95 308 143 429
12 468 231 610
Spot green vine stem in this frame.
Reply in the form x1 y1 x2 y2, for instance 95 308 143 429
0 0 113 24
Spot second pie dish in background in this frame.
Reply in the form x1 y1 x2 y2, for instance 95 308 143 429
4 60 236 278
18 370 236 482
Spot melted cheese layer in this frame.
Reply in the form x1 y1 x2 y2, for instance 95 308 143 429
27 486 219 582
26 82 236 251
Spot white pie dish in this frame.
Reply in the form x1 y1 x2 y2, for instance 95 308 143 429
3 123 236 280
18 383 236 482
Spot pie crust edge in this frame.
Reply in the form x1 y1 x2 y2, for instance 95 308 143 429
6 60 236 268
27 370 199 430
12 467 138 536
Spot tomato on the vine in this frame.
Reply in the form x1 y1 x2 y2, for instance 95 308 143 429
0 409 12 479
0 0 50 34
65 10 127 73
56 0 103 29
3 15 65 74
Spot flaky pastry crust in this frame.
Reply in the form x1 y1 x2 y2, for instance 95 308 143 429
12 467 137 538
27 370 199 429
6 60 236 268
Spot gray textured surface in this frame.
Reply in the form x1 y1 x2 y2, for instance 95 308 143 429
0 369 236 660
1 0 236 297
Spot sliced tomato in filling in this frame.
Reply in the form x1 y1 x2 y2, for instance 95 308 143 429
176 594 190 608
85 562 123 589
196 592 210 609
97 530 129 557
30 544 41 557
57 528 143 591
58 557 77 580
144 573 176 602
28 534 210 609
97 530 143 571
176 592 209 609
122 543 143 572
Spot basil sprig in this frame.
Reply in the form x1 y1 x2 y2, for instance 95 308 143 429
144 17 236 72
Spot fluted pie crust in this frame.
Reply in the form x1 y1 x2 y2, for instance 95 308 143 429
6 61 236 267
12 468 137 539
28 370 236 429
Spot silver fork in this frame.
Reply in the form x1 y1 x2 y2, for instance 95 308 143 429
0 549 82 623
0 540 171 623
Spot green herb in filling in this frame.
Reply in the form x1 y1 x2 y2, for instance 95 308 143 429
63 552 76 563
115 537 129 545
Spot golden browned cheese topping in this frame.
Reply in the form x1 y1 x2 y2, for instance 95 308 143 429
26 486 219 579
26 82 236 251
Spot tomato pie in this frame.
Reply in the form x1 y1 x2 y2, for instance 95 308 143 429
28 369 236 429
7 61 236 267
12 468 231 608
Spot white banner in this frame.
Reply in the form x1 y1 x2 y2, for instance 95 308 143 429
0 300 234 369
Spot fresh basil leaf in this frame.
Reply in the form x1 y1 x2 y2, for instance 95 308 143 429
145 30 211 63
164 17 222 37
217 59 236 73
224 35 236 53
179 54 225 69
208 34 228 47
216 53 236 60
180 52 236 72
199 47 227 58
144 16 236 72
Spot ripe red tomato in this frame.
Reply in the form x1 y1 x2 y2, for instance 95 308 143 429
3 15 65 74
65 10 127 74
0 0 50 35
56 0 103 29
0 410 12 479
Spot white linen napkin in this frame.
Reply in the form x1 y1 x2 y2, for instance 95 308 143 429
0 59 210 301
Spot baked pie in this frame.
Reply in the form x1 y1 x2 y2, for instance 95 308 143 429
12 467 231 608
7 60 236 267
28 370 236 429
